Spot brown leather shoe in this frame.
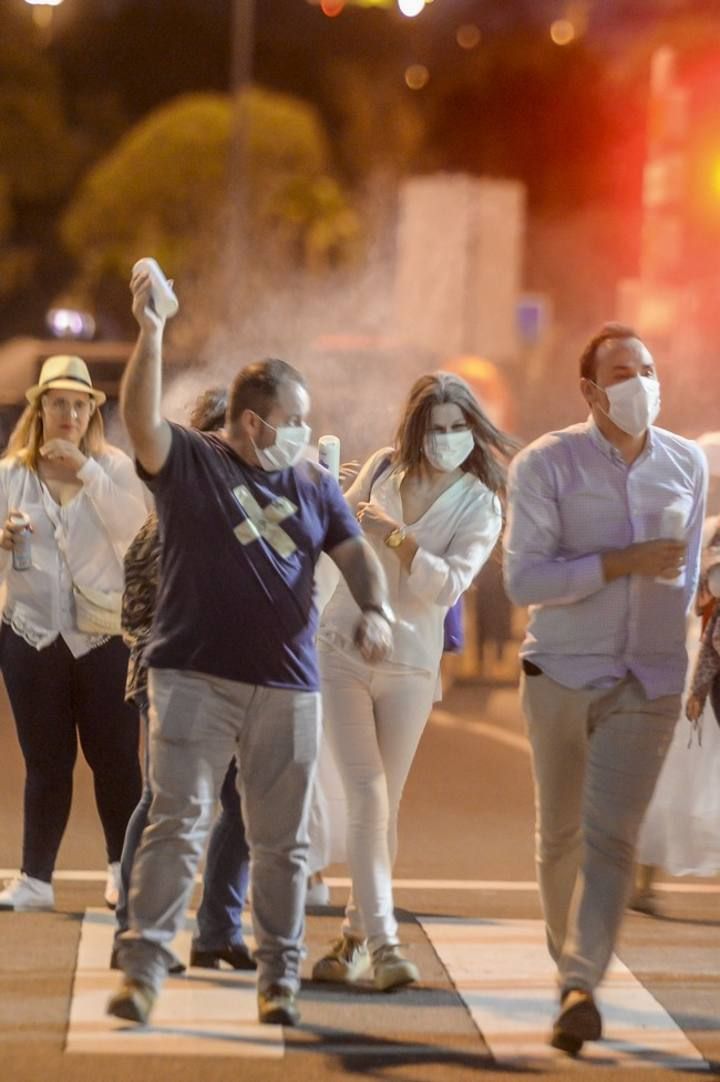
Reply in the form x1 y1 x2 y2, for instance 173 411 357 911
550 988 602 1055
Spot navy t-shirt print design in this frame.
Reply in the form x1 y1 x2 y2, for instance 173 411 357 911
232 484 299 559
137 423 361 691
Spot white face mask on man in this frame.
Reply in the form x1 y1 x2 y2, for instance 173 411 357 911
593 375 660 438
252 416 311 471
424 429 475 472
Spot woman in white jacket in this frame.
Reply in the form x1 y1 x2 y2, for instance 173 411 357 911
0 355 148 912
312 372 515 991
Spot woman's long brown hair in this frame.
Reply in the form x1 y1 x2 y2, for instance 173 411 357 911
392 371 518 494
3 398 106 471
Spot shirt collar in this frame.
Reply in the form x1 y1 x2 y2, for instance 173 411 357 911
586 415 655 466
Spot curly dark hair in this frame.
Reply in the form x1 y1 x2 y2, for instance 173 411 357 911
189 386 227 432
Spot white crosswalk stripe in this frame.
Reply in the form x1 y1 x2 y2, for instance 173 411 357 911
419 917 710 1071
66 909 283 1059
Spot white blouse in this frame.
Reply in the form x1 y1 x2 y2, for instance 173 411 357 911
0 449 149 657
319 447 503 676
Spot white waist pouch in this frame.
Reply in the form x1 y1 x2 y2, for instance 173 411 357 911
73 583 123 636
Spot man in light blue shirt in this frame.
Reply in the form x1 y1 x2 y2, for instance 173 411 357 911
504 323 706 1056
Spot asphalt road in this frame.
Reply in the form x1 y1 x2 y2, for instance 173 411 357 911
0 677 718 1082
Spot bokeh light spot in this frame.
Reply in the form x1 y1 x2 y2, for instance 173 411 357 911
550 19 575 46
405 64 430 90
456 24 481 50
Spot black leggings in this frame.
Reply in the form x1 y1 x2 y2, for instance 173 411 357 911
0 626 141 882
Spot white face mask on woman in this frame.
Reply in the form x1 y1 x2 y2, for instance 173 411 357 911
424 429 474 472
252 417 311 471
593 376 660 437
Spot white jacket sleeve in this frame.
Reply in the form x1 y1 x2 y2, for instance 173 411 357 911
406 489 503 607
77 450 150 557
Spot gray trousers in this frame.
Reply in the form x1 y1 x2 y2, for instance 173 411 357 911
117 668 321 996
521 670 679 993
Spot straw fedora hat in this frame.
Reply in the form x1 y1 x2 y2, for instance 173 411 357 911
26 355 106 407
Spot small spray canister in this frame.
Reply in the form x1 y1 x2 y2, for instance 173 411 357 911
318 435 341 481
9 511 32 572
656 504 686 586
131 257 179 320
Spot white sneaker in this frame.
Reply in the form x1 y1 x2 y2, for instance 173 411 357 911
372 943 419 991
0 874 54 911
305 873 330 907
104 862 121 910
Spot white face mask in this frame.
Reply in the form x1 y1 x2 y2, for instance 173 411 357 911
424 429 474 472
594 376 660 437
252 418 311 471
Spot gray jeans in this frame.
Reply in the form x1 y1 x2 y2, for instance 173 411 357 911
521 670 679 993
118 668 321 996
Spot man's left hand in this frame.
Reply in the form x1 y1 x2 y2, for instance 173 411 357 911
40 439 87 473
354 610 393 663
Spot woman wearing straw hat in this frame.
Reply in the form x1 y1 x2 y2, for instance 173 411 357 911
0 354 148 912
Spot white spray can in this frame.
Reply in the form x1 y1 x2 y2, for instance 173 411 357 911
656 504 686 586
318 435 341 481
10 511 32 571
131 257 179 319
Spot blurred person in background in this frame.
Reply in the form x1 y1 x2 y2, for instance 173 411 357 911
312 372 514 992
0 355 148 912
632 440 720 911
504 324 706 1056
114 386 255 975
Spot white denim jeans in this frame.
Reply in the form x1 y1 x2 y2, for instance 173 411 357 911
521 670 680 993
318 642 435 951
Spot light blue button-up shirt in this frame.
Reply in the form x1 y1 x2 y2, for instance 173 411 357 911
503 419 707 698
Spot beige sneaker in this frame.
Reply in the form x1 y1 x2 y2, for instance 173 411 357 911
106 979 156 1025
312 936 369 983
372 943 419 991
258 983 300 1026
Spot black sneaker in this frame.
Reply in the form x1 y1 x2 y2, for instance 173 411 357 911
189 941 256 970
257 983 300 1026
550 988 602 1056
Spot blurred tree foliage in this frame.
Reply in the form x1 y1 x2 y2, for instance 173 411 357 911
60 87 359 301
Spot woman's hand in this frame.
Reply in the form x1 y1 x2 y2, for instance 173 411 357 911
339 460 361 492
39 439 88 473
355 501 400 540
1 511 32 552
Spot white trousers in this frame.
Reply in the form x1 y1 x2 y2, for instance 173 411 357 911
318 641 435 950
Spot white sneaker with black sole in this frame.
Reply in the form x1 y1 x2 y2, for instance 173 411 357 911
0 874 54 911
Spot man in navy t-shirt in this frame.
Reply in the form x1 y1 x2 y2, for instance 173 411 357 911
108 265 394 1029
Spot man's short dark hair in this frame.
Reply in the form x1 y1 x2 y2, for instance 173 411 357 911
579 323 642 382
227 358 306 426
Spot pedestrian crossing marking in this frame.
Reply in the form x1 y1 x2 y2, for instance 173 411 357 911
66 909 283 1059
419 917 709 1070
